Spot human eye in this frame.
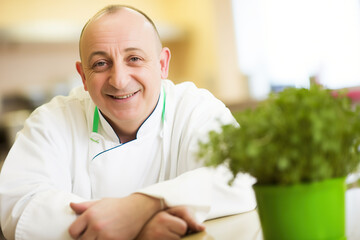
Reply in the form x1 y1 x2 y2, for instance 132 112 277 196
127 55 144 67
92 60 110 72
129 56 141 62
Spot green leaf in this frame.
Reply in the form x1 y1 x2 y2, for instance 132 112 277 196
198 85 360 185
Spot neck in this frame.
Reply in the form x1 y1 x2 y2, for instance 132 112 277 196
118 132 136 143
104 116 142 143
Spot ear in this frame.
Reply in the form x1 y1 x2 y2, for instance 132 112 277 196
76 61 88 91
159 47 171 79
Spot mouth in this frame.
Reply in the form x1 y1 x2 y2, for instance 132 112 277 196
109 90 140 100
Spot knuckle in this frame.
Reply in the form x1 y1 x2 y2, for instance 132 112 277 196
156 212 169 224
92 221 106 232
86 209 97 219
179 206 191 216
179 222 188 235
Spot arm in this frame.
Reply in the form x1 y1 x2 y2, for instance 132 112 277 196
0 104 87 240
67 196 205 240
137 83 256 222
67 167 249 240
68 194 163 240
137 167 256 223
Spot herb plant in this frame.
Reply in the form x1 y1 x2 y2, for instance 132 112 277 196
199 85 360 185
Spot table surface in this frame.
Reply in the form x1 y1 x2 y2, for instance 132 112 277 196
182 210 263 240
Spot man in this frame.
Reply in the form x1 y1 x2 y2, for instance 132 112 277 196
0 5 256 240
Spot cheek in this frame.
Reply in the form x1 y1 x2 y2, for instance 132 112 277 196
86 73 104 90
144 76 162 98
141 74 161 93
141 64 162 82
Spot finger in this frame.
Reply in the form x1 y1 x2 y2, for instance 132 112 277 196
68 213 88 239
183 216 205 232
165 213 188 236
167 207 205 232
78 227 97 240
70 201 97 214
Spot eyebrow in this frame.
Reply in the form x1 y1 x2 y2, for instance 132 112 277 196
124 47 146 54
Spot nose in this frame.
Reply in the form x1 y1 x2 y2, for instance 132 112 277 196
108 61 130 89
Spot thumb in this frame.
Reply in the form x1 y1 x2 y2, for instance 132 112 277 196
70 200 97 214
183 215 206 232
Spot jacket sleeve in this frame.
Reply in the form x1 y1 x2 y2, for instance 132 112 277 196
137 166 257 223
0 105 87 240
137 83 257 223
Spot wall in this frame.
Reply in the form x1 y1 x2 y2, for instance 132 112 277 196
0 0 249 105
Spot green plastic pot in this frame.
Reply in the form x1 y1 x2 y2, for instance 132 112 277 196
253 177 346 240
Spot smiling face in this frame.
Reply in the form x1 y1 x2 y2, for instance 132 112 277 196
76 7 170 138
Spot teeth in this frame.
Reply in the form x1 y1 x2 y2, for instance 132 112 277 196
112 92 135 99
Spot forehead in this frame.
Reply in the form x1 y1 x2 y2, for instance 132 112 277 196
80 9 159 59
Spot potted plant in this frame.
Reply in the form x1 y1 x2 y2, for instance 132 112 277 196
198 85 360 240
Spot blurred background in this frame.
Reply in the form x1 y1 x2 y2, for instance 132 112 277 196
0 0 360 168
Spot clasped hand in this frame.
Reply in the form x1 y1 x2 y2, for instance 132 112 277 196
68 193 205 240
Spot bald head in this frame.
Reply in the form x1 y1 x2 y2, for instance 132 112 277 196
79 5 162 60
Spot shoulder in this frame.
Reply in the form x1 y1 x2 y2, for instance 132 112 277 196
162 80 236 172
163 79 211 96
34 86 91 115
24 86 93 134
163 80 224 108
163 79 236 131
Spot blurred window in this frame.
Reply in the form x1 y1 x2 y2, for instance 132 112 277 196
232 0 360 99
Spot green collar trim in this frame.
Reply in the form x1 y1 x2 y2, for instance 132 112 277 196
161 87 166 124
92 106 100 133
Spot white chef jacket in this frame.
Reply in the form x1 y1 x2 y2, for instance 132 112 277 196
0 80 256 240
